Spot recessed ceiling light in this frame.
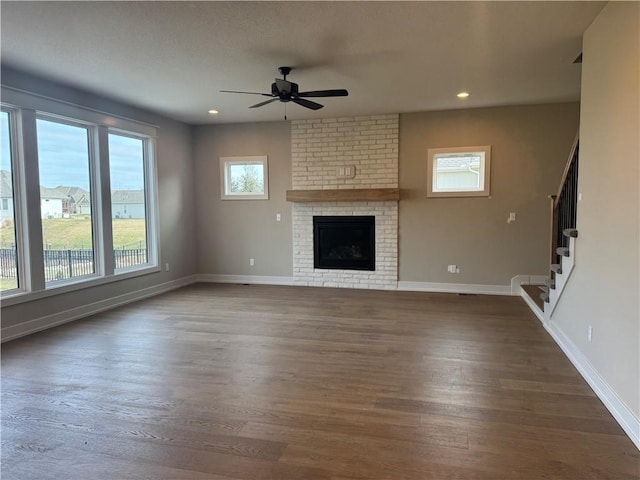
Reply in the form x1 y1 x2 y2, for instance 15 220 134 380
208 109 219 115
457 92 470 99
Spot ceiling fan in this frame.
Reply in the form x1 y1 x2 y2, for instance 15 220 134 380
221 66 348 112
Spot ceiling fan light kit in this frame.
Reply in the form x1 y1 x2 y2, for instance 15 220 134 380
221 66 348 116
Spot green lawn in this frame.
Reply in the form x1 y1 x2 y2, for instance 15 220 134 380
0 217 146 250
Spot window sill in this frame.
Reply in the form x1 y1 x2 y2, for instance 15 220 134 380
0 264 160 307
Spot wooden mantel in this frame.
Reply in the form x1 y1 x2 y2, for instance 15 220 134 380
286 188 400 202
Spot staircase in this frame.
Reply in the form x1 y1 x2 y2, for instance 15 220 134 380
540 228 578 316
522 132 579 319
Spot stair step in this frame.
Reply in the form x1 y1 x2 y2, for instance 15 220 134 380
556 247 570 257
563 228 579 238
551 264 563 274
538 285 549 294
540 292 550 303
544 278 556 289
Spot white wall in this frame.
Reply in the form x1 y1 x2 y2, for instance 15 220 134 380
551 2 639 440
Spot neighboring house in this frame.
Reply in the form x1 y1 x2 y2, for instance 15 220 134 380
74 193 91 215
434 156 482 190
39 186 67 219
0 170 14 221
56 186 89 215
111 190 145 219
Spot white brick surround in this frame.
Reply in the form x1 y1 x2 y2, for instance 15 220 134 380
291 114 399 290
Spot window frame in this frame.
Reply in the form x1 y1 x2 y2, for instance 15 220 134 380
427 145 491 198
36 113 101 285
220 156 269 200
108 128 159 274
0 106 26 295
0 87 160 306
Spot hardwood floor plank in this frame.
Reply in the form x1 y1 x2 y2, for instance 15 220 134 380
2 283 637 479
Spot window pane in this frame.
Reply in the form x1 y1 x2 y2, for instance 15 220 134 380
37 118 94 282
108 133 147 269
229 163 264 193
434 154 483 191
0 111 19 291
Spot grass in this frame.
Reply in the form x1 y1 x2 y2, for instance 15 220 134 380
1 278 18 291
0 217 146 250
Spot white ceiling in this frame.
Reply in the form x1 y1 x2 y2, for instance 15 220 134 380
1 1 604 125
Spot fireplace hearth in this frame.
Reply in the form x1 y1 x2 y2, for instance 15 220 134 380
313 216 375 271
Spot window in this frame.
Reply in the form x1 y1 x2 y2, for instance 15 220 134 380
427 146 491 197
109 132 149 270
37 117 95 282
1 87 159 303
220 156 268 200
0 110 19 292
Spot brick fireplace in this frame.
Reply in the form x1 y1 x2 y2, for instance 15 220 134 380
290 114 399 290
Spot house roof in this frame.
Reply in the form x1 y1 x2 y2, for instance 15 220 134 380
39 186 70 200
111 190 144 205
0 2 605 125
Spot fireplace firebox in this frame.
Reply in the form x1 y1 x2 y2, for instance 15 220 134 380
313 216 375 271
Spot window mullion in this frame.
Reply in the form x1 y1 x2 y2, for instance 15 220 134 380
145 138 159 269
95 125 115 276
17 109 45 291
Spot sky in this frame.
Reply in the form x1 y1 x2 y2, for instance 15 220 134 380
0 115 145 192
1 112 11 176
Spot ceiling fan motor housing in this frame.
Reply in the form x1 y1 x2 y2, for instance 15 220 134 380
272 81 298 101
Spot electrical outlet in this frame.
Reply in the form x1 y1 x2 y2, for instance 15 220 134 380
276 213 281 222
447 265 460 274
249 258 255 267
165 263 170 271
507 212 516 223
588 325 593 343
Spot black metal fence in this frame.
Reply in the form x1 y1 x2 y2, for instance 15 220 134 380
0 247 147 283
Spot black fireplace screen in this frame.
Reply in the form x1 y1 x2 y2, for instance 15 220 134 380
313 216 375 271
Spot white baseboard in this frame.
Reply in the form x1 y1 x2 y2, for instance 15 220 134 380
1 275 198 343
196 274 295 286
542 319 640 450
519 285 545 323
397 281 511 296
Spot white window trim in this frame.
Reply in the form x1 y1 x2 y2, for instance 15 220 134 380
427 145 491 198
0 87 160 304
0 107 27 296
220 156 269 200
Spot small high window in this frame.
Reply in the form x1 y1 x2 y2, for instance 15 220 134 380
427 146 491 197
220 156 269 200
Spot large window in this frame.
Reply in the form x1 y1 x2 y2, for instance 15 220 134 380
0 110 19 292
109 133 148 269
37 118 95 283
0 90 158 303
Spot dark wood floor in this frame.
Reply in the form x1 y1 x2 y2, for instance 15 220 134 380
2 283 638 479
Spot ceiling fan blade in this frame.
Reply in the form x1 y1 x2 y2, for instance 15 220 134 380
298 89 348 98
249 98 280 109
292 98 324 110
220 90 274 97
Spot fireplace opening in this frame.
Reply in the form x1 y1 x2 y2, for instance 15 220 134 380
313 216 375 271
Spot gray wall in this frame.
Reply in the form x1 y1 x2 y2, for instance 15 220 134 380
193 122 292 277
552 3 639 418
190 104 579 287
0 68 197 329
399 104 580 285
